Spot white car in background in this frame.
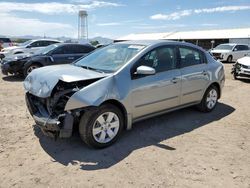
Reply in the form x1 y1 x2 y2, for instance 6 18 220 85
210 43 250 62
0 37 13 49
232 56 250 80
0 39 61 59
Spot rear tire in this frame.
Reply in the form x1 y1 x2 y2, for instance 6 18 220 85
197 85 219 112
79 104 124 148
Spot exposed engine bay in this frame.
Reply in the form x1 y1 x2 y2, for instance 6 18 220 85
25 78 102 139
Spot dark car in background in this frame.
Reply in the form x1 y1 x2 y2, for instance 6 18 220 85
1 43 95 77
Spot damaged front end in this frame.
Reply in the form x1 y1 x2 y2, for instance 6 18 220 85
25 78 102 139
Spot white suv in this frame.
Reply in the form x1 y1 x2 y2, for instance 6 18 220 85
0 39 61 59
210 43 250 62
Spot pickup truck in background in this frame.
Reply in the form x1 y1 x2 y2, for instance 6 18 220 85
210 43 250 62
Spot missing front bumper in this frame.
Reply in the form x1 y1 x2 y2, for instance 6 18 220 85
25 93 74 139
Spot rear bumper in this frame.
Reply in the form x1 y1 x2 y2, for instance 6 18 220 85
25 93 74 138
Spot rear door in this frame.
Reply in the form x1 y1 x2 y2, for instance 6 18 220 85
131 45 182 119
179 46 210 105
50 46 70 64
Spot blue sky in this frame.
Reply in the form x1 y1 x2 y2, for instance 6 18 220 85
0 0 249 39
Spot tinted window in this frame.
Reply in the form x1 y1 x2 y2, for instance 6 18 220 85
52 46 66 54
47 41 59 45
0 38 11 43
237 45 249 51
29 41 42 48
138 46 177 73
52 45 78 54
74 45 95 53
179 47 204 67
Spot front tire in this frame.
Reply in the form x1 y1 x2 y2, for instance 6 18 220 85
23 63 41 77
79 104 124 148
227 55 233 63
197 85 219 112
233 72 238 80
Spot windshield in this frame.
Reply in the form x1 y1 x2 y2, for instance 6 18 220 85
74 43 146 73
34 44 59 55
20 40 33 47
214 44 234 50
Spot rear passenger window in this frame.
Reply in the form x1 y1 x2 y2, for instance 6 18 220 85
76 46 95 53
179 47 204 67
238 45 249 51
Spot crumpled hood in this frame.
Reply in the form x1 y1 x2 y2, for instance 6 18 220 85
24 64 108 98
238 56 250 66
210 49 231 53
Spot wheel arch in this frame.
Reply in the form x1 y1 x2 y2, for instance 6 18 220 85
101 99 128 130
207 82 221 99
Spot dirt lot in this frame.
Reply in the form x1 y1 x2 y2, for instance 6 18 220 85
0 63 249 188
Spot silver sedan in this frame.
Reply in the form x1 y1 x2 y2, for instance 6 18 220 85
24 40 225 148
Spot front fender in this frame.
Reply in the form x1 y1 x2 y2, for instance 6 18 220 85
64 76 120 111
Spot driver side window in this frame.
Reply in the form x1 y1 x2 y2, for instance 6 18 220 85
138 46 177 73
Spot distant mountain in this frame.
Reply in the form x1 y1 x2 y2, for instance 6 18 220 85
1 35 113 44
90 37 113 44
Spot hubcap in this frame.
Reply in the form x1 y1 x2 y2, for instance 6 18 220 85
27 65 39 74
92 112 120 144
206 89 218 109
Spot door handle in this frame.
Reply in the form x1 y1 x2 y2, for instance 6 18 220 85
171 77 180 84
202 70 208 75
68 57 74 60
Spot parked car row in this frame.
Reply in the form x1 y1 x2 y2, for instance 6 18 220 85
0 39 61 59
0 38 96 77
1 43 95 77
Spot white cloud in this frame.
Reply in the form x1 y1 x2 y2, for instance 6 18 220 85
150 5 250 20
201 23 219 27
0 1 123 15
194 5 250 14
151 10 192 20
97 22 122 26
0 13 76 37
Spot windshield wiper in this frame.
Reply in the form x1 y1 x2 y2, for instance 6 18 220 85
79 65 105 73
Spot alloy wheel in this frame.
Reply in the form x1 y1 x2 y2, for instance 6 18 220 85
206 89 218 109
92 112 120 144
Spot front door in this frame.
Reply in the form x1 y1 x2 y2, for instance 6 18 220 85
131 46 181 119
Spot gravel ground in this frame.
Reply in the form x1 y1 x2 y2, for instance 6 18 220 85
0 63 249 188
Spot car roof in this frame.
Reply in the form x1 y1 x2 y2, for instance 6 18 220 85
30 39 61 42
219 43 248 46
117 40 205 51
56 43 95 48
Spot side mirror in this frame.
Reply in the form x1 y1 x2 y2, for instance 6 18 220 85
135 65 155 75
26 45 32 48
233 48 238 51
